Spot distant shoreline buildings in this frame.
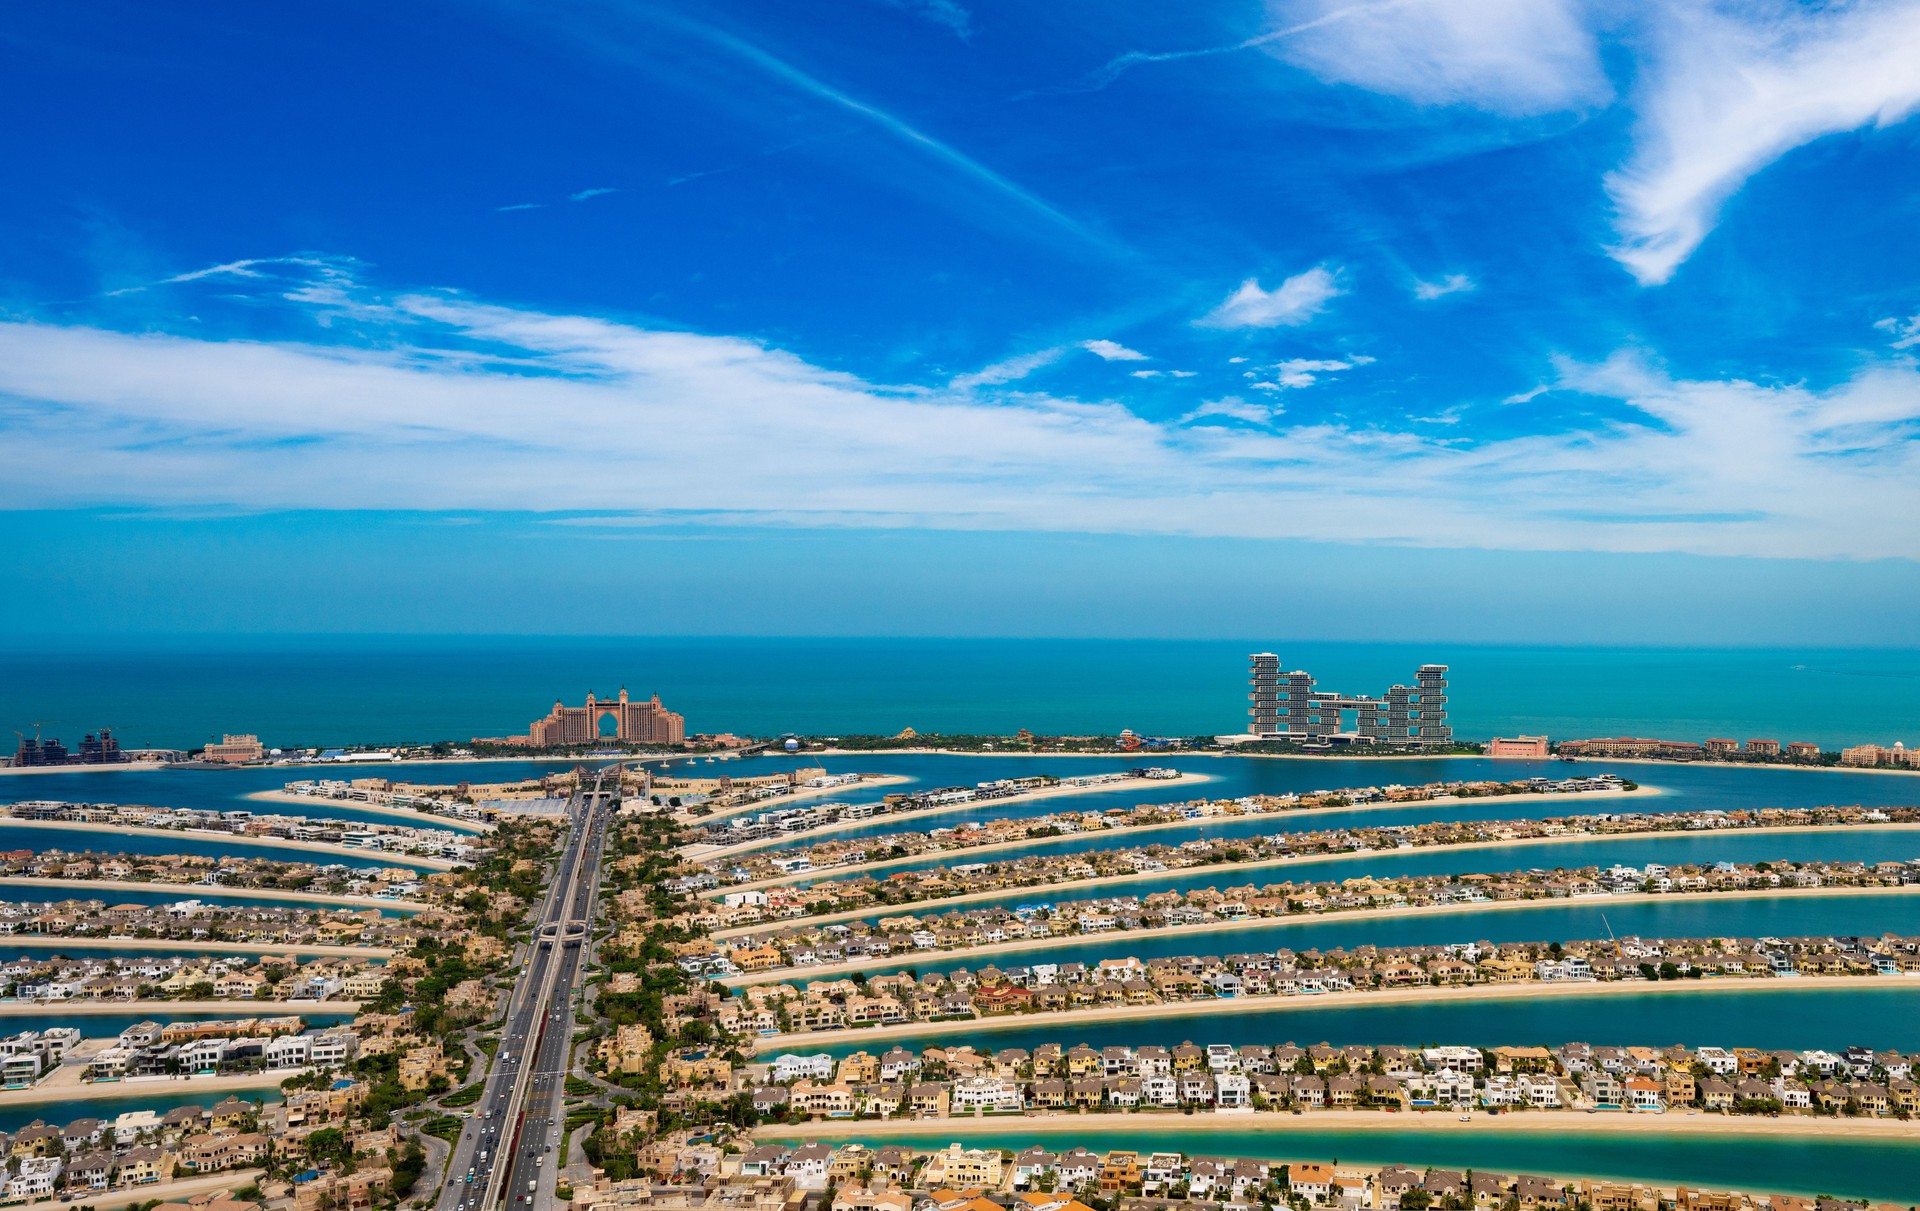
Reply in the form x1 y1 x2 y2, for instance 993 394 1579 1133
10 728 123 768
1246 654 1452 747
476 687 686 748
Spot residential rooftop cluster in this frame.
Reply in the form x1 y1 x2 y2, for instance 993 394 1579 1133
687 856 1920 978
689 804 1909 922
1 951 388 1002
737 1035 1920 1120
572 1137 1886 1211
0 847 425 899
1 800 486 862
692 776 1634 890
0 896 414 949
688 772 1185 849
717 931 1920 1034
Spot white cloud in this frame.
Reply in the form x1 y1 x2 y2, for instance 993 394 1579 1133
1874 310 1920 350
1608 2 1920 286
1082 339 1148 361
104 256 334 298
948 346 1066 390
5 265 1917 559
497 202 546 212
1255 355 1375 389
1178 396 1283 426
569 188 619 202
1266 0 1611 117
1503 383 1550 405
1412 272 1475 300
1169 370 1197 378
1130 369 1163 379
1197 266 1343 328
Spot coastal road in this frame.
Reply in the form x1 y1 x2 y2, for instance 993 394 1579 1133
435 771 613 1211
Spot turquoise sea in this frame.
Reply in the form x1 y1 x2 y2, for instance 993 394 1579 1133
0 822 449 872
759 1125 1918 1203
0 881 421 916
0 1083 283 1134
760 891 1920 982
3 638 1917 751
792 984 1920 1057
732 754 1920 858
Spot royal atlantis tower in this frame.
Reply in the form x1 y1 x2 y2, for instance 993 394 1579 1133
1247 653 1450 747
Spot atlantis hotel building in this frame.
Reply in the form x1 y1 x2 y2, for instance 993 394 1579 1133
1248 653 1452 747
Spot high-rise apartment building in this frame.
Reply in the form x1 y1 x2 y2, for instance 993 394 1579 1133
1246 653 1451 747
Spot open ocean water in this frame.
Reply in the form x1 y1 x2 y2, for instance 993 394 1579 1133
1 637 1916 751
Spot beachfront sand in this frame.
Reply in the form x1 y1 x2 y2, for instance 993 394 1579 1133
722 883 1920 987
0 1059 306 1107
0 817 460 869
747 973 1906 1053
0 936 392 959
0 998 357 1016
692 773 1219 861
0 875 428 912
705 785 1670 907
753 1104 1920 1141
0 762 172 776
717 818 1920 936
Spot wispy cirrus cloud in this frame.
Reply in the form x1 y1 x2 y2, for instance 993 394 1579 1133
104 256 337 298
568 187 619 202
6 261 1918 559
1247 355 1374 391
1412 272 1475 300
1265 0 1610 116
1608 1 1920 285
1876 309 1920 350
661 12 1108 252
948 346 1067 390
1198 266 1344 328
1082 339 1148 361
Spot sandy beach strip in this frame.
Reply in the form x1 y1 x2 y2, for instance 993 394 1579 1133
0 875 428 912
699 786 1664 895
714 819 1920 936
0 936 394 959
0 1067 296 1107
0 998 358 1016
242 788 493 833
0 817 461 869
678 775 919 827
0 762 174 777
747 973 1910 1053
692 774 1220 861
721 883 1920 987
751 1104 1920 1142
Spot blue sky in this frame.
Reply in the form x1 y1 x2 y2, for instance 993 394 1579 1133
3 1 1920 639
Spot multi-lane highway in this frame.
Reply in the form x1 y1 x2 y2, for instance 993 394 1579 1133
438 771 614 1211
